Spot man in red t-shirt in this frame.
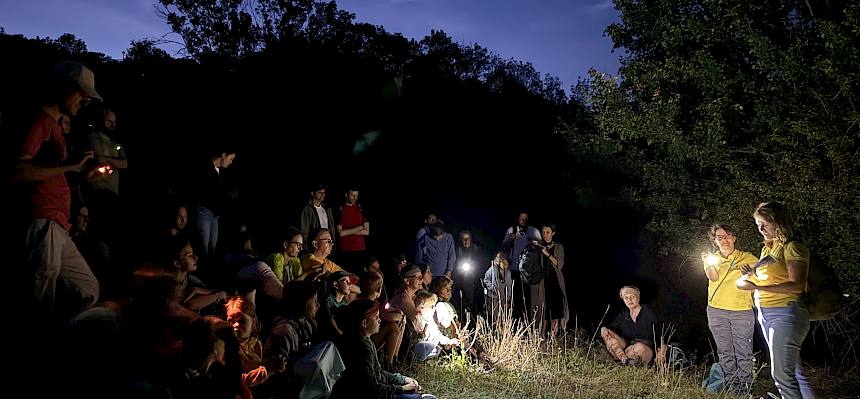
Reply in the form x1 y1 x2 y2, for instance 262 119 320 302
15 61 102 318
336 188 369 273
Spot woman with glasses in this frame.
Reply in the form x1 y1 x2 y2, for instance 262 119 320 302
737 202 815 399
266 227 308 285
702 224 758 395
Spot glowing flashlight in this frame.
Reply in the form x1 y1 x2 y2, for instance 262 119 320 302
115 145 122 151
704 253 721 267
96 165 114 175
461 261 472 273
384 302 390 310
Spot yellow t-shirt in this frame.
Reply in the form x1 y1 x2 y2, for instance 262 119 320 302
748 241 809 308
705 250 758 311
300 253 343 274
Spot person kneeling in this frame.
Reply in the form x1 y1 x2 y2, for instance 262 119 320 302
331 299 436 399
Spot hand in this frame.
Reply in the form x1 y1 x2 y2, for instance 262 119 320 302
69 151 94 172
700 252 709 264
445 271 452 279
542 247 551 257
740 264 754 275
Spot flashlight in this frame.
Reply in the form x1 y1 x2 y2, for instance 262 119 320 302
384 302 390 310
96 165 114 175
461 261 472 273
704 253 721 267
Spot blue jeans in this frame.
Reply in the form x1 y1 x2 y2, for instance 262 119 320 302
757 303 815 399
196 207 219 256
412 341 441 362
396 394 437 399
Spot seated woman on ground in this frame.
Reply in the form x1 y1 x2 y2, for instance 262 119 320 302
359 269 406 368
600 286 659 366
412 291 459 362
225 296 286 388
429 276 459 339
162 236 227 314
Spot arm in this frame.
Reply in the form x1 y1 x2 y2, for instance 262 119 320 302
338 225 364 237
743 259 808 294
299 206 311 241
13 152 93 182
704 266 719 282
543 244 560 268
184 289 226 312
446 235 456 277
101 157 128 169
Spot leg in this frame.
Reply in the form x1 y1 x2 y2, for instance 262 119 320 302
729 309 755 394
600 327 628 362
708 307 738 385
28 220 61 311
625 342 654 365
759 306 813 399
61 230 99 312
196 207 213 256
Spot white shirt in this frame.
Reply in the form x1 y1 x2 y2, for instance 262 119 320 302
314 205 329 228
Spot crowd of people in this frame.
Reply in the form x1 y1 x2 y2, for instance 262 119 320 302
14 61 817 399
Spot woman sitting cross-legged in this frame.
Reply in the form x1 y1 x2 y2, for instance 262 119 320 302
600 286 659 366
331 299 437 399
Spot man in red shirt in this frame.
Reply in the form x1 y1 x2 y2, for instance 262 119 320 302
15 61 102 318
337 187 369 274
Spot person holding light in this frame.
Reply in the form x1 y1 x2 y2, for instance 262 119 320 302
702 224 758 395
736 202 815 399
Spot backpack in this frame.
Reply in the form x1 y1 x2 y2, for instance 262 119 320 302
519 244 545 285
801 254 844 321
666 342 693 370
784 241 844 321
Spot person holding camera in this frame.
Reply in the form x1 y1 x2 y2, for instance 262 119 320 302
16 61 102 320
501 212 541 320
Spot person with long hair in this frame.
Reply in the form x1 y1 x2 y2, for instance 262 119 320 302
737 202 815 398
702 224 759 395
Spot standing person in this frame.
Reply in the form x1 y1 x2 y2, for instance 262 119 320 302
337 187 369 273
16 61 101 318
737 202 815 399
192 147 237 257
415 220 456 280
501 212 541 320
536 223 568 337
83 107 127 238
703 224 758 395
300 183 336 248
483 252 513 326
453 230 484 321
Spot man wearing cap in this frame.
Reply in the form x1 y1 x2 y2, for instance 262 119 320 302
15 61 102 317
300 183 336 248
331 299 436 399
318 270 355 340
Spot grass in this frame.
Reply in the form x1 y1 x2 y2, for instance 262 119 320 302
400 304 860 399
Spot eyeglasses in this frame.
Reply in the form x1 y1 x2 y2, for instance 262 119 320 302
317 239 333 244
289 241 304 248
714 234 733 240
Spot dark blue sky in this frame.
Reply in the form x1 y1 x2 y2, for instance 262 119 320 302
0 0 621 91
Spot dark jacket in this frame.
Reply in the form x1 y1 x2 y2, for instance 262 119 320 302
330 333 406 399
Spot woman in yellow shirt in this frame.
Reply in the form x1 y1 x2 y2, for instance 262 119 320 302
702 224 758 395
737 202 815 399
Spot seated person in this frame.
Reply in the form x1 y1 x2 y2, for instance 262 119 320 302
331 299 436 399
359 270 405 368
428 277 459 338
317 270 356 341
600 285 659 366
412 292 459 362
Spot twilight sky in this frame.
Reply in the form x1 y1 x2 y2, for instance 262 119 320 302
0 0 622 91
